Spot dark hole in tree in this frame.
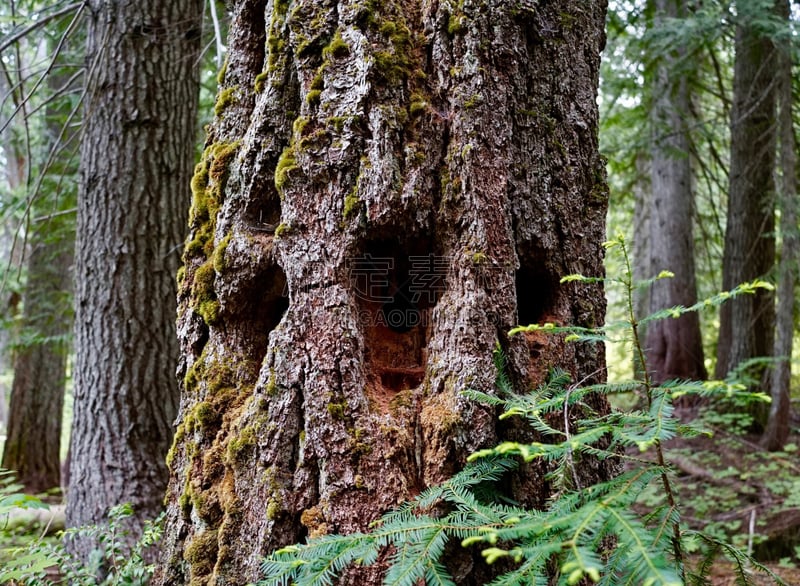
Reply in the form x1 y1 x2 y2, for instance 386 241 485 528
260 267 289 334
515 266 557 326
355 236 442 396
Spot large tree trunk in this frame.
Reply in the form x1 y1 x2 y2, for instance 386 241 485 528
761 0 795 450
644 0 706 384
155 0 610 583
714 6 777 383
66 0 202 556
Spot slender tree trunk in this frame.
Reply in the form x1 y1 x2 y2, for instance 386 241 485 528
633 154 651 379
714 7 777 384
645 0 706 384
762 0 795 450
155 0 611 584
66 0 202 556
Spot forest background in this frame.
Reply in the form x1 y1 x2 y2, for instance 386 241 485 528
1 0 800 583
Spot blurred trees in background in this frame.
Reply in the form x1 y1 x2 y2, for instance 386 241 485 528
602 0 797 446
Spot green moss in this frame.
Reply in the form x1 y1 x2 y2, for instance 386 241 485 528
373 50 409 83
184 529 218 577
265 367 279 396
179 491 192 515
322 31 350 60
190 160 210 203
298 128 330 151
354 474 366 489
193 401 218 429
216 58 228 85
254 71 269 93
274 145 298 193
192 260 215 290
186 142 239 260
327 116 349 132
212 232 232 273
409 99 427 117
176 265 186 287
274 223 290 238
166 423 186 469
267 34 285 55
293 115 310 136
448 13 466 35
327 402 346 420
226 426 257 463
266 499 281 520
197 300 220 325
463 93 482 109
208 142 240 181
471 251 487 264
306 89 322 106
379 21 397 36
310 72 324 91
214 87 237 117
343 186 361 220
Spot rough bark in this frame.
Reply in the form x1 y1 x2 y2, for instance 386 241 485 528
66 0 202 556
714 9 776 382
155 0 611 584
644 0 706 384
761 0 794 451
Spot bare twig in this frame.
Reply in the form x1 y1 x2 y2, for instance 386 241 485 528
0 2 84 55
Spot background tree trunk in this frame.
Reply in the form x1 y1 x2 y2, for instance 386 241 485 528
66 0 202 556
714 6 776 385
2 26 79 494
155 0 611 584
761 0 795 451
644 0 706 385
1 238 71 493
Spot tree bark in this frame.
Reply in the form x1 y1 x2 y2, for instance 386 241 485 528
155 0 611 583
644 0 706 384
761 0 795 451
66 0 203 556
714 7 777 383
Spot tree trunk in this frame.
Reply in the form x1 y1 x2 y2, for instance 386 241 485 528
66 0 203 556
644 0 706 384
2 238 71 493
761 0 795 451
155 0 611 583
714 7 776 384
633 154 651 379
0 74 27 433
2 26 79 494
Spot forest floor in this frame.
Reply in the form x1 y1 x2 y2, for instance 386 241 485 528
637 403 800 585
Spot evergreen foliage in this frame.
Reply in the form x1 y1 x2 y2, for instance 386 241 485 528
258 234 783 586
0 496 162 585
